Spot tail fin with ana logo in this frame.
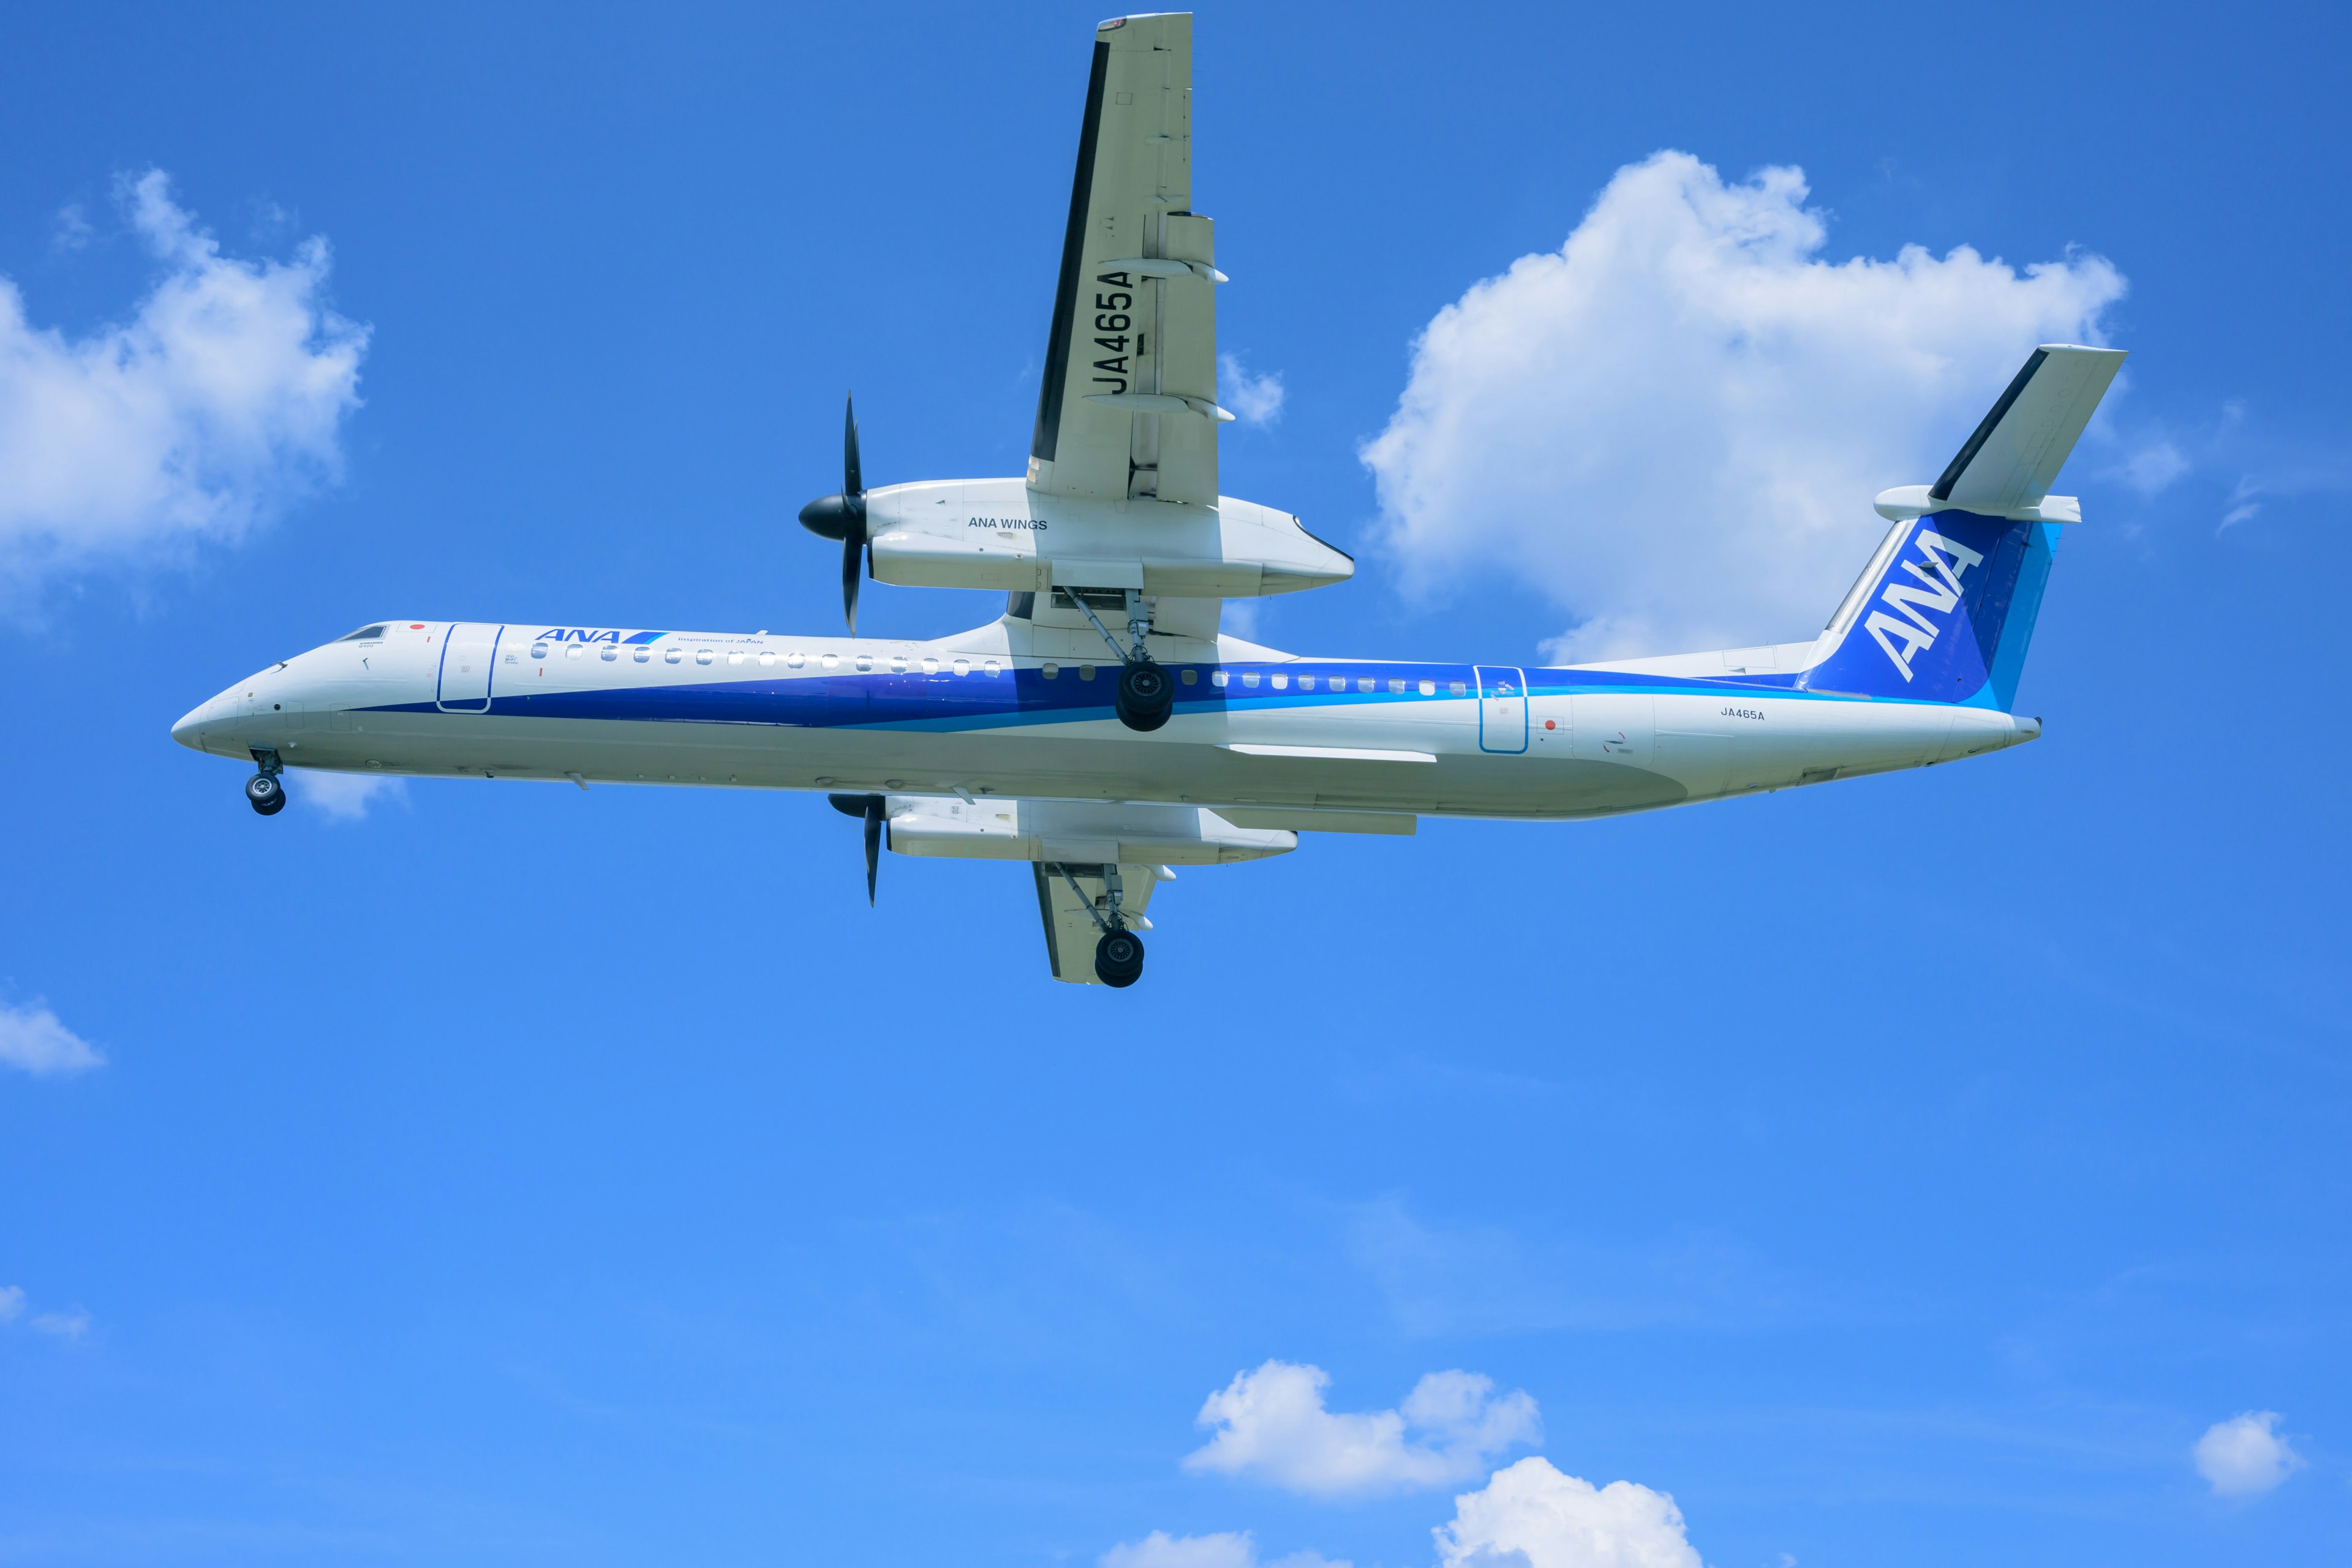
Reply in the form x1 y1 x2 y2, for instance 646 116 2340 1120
1800 344 2127 710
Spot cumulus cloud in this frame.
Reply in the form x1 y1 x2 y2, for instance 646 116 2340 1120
1434 1457 1702 1568
2193 1411 2302 1497
288 769 405 822
0 999 105 1076
1101 1531 1347 1568
0 170 366 598
1220 353 1285 425
1361 150 2124 663
1185 1361 1540 1497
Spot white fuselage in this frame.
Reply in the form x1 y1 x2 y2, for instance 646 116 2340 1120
171 618 2039 820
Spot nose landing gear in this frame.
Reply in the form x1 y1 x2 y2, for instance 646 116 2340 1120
246 750 286 816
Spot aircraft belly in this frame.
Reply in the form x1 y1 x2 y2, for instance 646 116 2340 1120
266 707 1687 819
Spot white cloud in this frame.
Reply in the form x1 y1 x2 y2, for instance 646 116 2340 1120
1434 1457 1702 1568
1101 1532 1345 1568
0 1000 105 1076
288 769 405 822
1361 150 2124 664
0 170 366 598
1 1286 91 1342
1102 1531 1347 1568
2119 439 2188 496
30 1308 90 1341
2219 475 2263 532
1220 353 1285 425
1185 1361 1540 1497
2193 1411 2302 1497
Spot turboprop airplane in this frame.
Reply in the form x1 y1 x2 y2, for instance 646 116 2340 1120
172 12 2125 988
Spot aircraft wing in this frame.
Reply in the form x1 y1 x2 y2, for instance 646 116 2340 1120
1027 12 1227 508
1031 861 1166 985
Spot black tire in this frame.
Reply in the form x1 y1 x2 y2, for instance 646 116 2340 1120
1094 927 1145 988
246 773 285 815
1114 660 1174 733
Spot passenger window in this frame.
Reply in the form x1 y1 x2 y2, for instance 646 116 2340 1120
891 655 907 673
1271 674 1289 690
666 648 684 664
1211 669 1228 688
1357 677 1374 693
984 660 1000 676
1079 663 1096 681
565 644 584 660
758 651 775 667
1180 668 1197 685
530 643 549 659
1242 672 1261 688
728 650 745 666
954 658 969 676
699 649 718 666
1419 679 1436 695
1388 678 1405 693
820 653 839 670
633 647 650 663
1298 674 1316 691
1041 662 1059 679
1449 680 1466 696
600 647 617 662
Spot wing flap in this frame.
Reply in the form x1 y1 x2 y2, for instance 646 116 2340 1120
1028 13 1221 507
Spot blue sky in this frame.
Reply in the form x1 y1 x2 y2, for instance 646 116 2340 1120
2 2 2348 1564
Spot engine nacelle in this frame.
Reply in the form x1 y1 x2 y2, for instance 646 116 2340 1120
864 478 1352 598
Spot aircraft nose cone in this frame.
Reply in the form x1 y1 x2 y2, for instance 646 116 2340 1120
172 701 214 751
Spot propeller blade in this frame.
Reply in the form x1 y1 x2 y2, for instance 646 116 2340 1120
862 796 882 905
842 534 862 635
829 793 886 905
843 393 862 498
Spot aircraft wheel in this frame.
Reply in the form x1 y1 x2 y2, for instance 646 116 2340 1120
1094 927 1145 988
246 773 287 815
1114 660 1173 732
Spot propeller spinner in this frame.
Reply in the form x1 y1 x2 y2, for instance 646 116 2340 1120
796 394 868 633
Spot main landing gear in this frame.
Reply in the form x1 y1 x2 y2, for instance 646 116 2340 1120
1053 861 1147 987
1075 589 1175 733
246 750 286 816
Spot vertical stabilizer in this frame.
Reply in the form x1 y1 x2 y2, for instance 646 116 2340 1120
1800 344 2124 709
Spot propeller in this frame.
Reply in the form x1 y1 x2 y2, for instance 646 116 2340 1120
796 394 868 633
829 792 884 904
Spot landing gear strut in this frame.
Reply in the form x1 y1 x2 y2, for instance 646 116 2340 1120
246 750 286 816
1054 861 1147 988
1076 590 1175 733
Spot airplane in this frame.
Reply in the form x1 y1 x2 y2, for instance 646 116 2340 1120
172 11 2125 989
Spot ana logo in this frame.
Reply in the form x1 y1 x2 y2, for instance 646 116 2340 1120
539 628 620 644
1863 530 1985 681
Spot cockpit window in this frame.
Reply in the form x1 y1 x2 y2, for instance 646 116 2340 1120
337 624 388 642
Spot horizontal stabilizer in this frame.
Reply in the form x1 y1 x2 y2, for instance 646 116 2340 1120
1924 344 2127 514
